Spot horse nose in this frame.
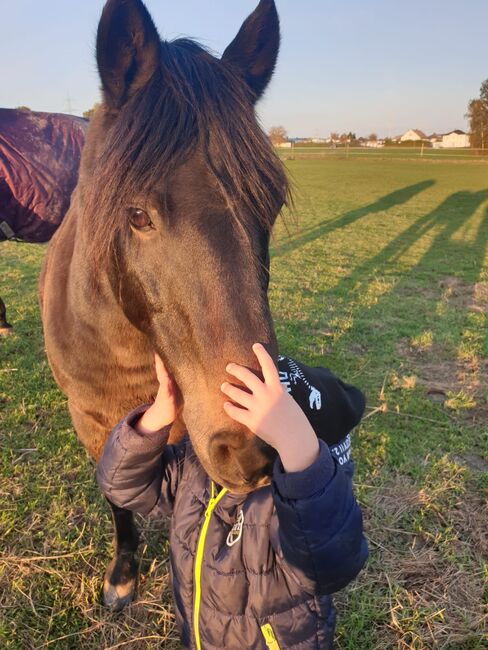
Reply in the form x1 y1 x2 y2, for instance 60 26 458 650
208 430 276 489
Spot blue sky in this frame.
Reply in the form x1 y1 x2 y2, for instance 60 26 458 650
2 0 487 138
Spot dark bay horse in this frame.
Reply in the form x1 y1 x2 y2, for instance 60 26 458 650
40 0 287 610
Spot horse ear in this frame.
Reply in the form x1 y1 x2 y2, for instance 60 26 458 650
222 0 280 102
96 0 161 109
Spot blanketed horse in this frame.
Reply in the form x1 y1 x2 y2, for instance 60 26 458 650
40 0 287 610
0 108 86 331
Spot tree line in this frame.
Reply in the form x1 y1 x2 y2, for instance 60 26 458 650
268 126 376 145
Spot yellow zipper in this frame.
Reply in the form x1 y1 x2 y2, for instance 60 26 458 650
261 623 281 649
194 481 228 650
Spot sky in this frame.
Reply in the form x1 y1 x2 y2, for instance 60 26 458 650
1 0 487 138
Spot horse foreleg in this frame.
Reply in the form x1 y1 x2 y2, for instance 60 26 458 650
103 500 139 611
0 296 12 334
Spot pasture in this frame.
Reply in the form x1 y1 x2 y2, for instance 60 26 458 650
1 156 487 649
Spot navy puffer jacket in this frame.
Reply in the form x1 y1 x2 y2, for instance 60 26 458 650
97 357 368 649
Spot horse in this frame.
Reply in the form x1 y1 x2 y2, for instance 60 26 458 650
40 0 288 611
0 108 87 332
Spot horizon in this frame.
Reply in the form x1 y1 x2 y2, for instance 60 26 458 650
2 1 487 138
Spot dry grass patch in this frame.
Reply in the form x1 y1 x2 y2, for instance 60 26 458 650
0 517 181 649
347 466 488 649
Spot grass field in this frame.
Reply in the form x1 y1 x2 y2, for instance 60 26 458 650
1 156 487 649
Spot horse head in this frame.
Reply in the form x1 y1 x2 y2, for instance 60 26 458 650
80 0 288 492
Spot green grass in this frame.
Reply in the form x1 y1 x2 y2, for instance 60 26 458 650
1 156 487 648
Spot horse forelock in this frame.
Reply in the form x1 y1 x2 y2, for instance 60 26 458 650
81 38 289 265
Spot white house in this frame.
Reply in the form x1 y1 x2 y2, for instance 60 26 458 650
400 129 428 142
441 130 470 148
365 140 384 148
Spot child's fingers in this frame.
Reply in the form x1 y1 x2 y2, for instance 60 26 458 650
154 354 169 378
223 401 251 427
225 362 263 393
221 382 253 409
252 343 279 386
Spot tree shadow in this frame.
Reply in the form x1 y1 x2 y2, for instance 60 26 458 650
271 179 436 259
340 189 488 277
298 188 488 422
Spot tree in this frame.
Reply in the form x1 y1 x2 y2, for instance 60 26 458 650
268 126 287 145
83 103 101 120
466 98 488 149
480 79 488 106
330 132 339 142
466 80 488 149
368 133 378 142
16 106 31 111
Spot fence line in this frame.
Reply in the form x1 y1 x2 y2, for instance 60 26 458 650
276 145 488 162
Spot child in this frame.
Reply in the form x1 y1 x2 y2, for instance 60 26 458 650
97 344 368 649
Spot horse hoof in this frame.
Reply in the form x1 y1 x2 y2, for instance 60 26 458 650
0 325 12 336
102 557 138 612
103 578 137 612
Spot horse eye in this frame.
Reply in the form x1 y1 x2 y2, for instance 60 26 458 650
128 208 153 231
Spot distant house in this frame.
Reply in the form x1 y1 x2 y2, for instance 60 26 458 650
365 139 384 148
428 133 443 149
441 130 470 148
400 129 428 142
277 141 292 148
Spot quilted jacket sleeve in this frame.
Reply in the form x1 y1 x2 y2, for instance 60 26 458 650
272 439 368 595
96 404 185 517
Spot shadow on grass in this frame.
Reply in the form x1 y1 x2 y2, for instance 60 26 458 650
341 189 488 276
271 179 436 258
304 188 488 422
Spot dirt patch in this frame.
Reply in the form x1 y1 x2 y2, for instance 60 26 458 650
440 276 488 314
451 452 488 474
396 276 488 416
395 284 439 301
396 337 488 424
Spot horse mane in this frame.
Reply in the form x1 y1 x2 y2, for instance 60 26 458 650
82 38 289 263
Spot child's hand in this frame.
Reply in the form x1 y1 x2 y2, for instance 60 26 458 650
136 354 177 434
221 344 320 472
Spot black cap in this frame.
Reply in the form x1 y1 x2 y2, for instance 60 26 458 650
277 356 366 445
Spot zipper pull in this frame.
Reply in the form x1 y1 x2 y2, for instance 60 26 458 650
205 498 216 518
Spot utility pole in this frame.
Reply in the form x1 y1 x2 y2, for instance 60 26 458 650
65 92 76 115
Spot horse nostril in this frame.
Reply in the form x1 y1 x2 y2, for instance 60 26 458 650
208 431 243 464
214 443 231 465
208 430 276 488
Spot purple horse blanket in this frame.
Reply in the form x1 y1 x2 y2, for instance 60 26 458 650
0 108 87 243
